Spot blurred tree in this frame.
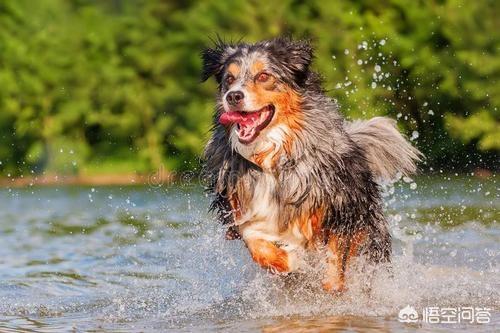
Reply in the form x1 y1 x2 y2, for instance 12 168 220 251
440 0 500 153
0 0 497 178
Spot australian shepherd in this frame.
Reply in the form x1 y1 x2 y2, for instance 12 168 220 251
201 37 421 293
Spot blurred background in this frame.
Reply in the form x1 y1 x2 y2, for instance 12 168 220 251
0 2 498 331
0 0 498 182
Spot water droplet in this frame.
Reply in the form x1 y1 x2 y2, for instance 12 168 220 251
403 176 413 183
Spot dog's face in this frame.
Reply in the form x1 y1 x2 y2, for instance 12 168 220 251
202 37 313 164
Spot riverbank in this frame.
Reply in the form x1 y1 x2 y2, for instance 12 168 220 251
0 168 495 188
0 172 174 188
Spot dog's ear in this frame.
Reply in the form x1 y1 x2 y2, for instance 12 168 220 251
201 37 236 82
268 37 313 85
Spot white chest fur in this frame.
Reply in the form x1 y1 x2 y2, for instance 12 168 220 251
236 172 280 239
235 172 308 268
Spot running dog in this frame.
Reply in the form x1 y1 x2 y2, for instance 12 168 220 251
201 37 421 293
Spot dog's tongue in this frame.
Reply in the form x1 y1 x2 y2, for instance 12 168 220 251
219 111 260 126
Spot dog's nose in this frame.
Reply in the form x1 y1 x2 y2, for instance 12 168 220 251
226 91 244 106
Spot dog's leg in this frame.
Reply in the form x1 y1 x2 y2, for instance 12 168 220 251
322 233 345 293
225 226 241 240
322 230 367 293
245 239 293 274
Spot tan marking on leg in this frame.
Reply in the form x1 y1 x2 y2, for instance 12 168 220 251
322 230 368 293
246 239 291 274
323 233 345 293
296 208 325 248
347 230 368 260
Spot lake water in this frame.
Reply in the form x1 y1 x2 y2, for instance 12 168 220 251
0 175 498 332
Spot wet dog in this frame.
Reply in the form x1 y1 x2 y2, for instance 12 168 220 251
201 37 421 293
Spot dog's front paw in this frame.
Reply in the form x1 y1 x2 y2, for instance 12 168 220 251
225 226 241 240
322 279 346 295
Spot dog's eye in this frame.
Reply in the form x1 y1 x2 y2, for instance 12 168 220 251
256 72 270 83
225 75 235 86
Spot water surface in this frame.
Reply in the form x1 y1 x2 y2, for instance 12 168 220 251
0 175 498 332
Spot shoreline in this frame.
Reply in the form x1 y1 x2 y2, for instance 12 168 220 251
0 168 495 188
0 173 175 188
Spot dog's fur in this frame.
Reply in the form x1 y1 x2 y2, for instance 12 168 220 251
201 37 421 292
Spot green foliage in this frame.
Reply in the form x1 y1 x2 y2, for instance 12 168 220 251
0 0 498 177
446 110 500 150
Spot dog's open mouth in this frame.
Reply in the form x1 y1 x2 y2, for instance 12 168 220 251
219 105 275 144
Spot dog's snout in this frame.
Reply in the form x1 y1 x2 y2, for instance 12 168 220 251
226 91 244 106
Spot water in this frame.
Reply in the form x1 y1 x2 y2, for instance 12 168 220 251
0 175 498 332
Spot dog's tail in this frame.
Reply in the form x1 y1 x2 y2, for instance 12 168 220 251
346 117 422 183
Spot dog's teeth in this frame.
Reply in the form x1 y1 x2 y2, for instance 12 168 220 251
260 111 266 122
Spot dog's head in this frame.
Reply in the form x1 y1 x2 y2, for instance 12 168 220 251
202 37 314 164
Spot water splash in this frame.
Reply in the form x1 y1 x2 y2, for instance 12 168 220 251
0 176 498 331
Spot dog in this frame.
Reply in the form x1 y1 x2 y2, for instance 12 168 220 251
201 37 421 293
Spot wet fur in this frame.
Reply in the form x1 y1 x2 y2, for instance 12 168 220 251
201 37 421 290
